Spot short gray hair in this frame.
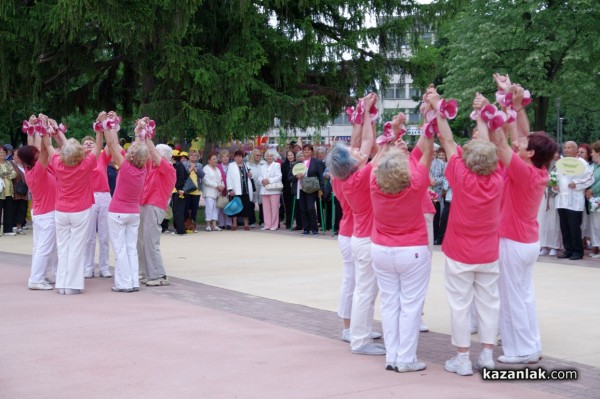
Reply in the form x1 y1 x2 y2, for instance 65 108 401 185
374 148 411 194
326 143 358 180
60 138 85 167
156 144 172 162
462 139 498 176
265 148 278 159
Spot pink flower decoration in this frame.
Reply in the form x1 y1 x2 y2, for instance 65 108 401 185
346 106 355 124
93 121 103 132
496 90 509 107
376 121 406 145
425 109 436 123
428 190 439 202
438 98 458 119
488 111 508 131
506 109 517 124
22 121 35 136
421 118 438 138
141 119 156 139
34 120 47 136
353 100 365 125
469 110 479 121
58 123 67 134
522 90 532 106
480 104 498 122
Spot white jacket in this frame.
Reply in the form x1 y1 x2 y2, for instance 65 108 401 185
555 157 594 211
226 162 254 200
202 165 223 199
258 161 282 195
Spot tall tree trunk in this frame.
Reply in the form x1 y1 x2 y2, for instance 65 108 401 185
533 96 549 132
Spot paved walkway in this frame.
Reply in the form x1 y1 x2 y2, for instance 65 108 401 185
1 229 599 399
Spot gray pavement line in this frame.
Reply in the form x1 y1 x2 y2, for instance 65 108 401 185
147 275 599 399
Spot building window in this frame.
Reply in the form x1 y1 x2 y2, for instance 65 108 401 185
409 87 421 100
333 113 351 126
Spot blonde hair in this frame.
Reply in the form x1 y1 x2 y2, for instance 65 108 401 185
375 148 411 194
462 139 498 175
60 138 85 166
126 142 149 168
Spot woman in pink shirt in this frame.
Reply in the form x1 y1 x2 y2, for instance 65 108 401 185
369 124 434 373
43 116 103 295
21 120 58 290
489 79 557 365
430 87 504 376
105 119 149 292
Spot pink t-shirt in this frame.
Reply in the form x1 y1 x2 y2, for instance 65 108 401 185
499 152 548 243
140 158 176 210
25 162 57 216
411 146 436 214
332 177 353 237
441 146 503 264
51 153 96 213
109 161 148 214
370 156 429 247
342 163 373 238
91 151 111 193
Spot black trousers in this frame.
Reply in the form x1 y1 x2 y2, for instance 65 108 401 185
433 200 442 242
172 193 186 234
557 208 583 257
0 196 15 234
14 199 28 227
439 200 450 243
299 191 318 233
325 196 342 232
184 194 200 223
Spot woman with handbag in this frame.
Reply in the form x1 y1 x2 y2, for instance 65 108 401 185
293 144 324 235
217 149 232 229
226 150 254 231
183 149 205 232
259 148 283 230
11 149 29 235
202 152 225 231
0 144 17 236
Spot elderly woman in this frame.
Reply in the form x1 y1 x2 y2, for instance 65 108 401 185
43 117 103 295
430 86 503 375
202 152 225 231
293 144 325 235
289 150 305 230
183 148 205 232
587 143 600 258
104 120 149 292
226 149 254 230
538 151 562 256
489 80 558 365
138 141 176 287
81 134 113 279
11 149 29 234
0 144 17 236
281 150 296 229
217 149 232 229
21 126 58 290
248 148 266 227
259 148 283 230
331 93 385 356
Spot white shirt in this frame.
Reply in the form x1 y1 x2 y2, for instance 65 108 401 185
555 157 594 211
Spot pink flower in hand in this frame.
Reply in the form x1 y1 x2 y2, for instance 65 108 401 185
22 121 35 136
488 111 508 131
506 109 517 124
480 104 498 122
353 99 365 125
93 121 103 132
346 106 355 124
421 119 438 138
522 90 532 107
58 123 68 134
438 98 458 119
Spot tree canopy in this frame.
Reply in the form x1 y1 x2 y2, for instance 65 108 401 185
0 0 425 147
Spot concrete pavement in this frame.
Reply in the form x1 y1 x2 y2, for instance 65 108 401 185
1 228 599 398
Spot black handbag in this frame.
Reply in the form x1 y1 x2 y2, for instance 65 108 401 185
15 180 28 196
182 177 197 194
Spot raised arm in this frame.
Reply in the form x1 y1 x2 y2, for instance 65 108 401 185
104 128 124 167
427 87 458 160
145 136 161 166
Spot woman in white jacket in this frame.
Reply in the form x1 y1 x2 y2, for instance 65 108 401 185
259 149 283 230
226 149 254 230
202 152 225 231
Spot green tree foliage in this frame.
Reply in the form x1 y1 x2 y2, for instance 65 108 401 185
0 0 423 147
429 0 600 141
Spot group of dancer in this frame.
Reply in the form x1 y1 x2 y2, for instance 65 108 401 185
329 73 555 375
23 112 175 294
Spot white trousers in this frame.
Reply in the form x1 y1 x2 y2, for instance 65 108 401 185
349 236 378 350
218 208 231 227
55 209 92 290
445 256 500 347
29 211 58 284
589 212 600 247
204 197 218 221
262 194 280 229
138 205 167 279
85 192 111 273
337 235 355 319
372 243 431 364
498 238 542 357
109 212 141 290
424 212 434 254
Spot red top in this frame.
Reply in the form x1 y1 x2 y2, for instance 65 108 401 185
91 151 111 193
342 163 373 238
499 152 548 243
332 177 354 237
25 162 57 215
109 161 148 214
441 146 503 264
50 153 96 213
370 155 429 246
140 158 176 210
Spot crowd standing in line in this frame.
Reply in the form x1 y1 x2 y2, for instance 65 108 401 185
4 71 593 375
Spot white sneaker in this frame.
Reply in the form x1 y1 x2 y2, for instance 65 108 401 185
445 355 473 376
351 343 386 356
341 329 351 343
470 326 478 334
549 249 558 256
419 322 429 332
395 361 427 373
99 270 112 278
370 331 382 340
497 353 540 364
28 281 54 290
475 351 495 370
84 271 94 279
591 254 600 259
539 248 550 256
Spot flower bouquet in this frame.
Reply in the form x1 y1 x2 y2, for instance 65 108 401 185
589 197 600 213
547 171 558 187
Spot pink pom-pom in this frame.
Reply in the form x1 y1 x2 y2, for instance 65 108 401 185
421 119 438 138
522 90 532 107
346 106 355 124
438 98 458 119
22 121 35 136
480 104 498 122
58 123 67 134
470 110 479 121
506 109 517 124
93 121 103 132
353 100 365 125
